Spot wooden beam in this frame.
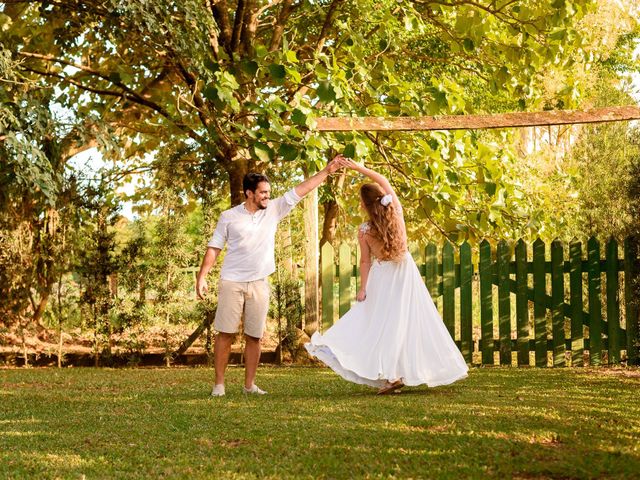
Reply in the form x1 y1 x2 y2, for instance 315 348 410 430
314 106 640 132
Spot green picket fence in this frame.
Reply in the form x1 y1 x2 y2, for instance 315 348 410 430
320 237 640 367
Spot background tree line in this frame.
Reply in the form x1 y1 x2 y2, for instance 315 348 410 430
1 0 639 361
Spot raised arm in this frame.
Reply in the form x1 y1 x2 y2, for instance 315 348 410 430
338 157 402 213
337 157 394 196
293 155 342 198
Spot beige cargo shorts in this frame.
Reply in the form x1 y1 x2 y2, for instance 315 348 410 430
214 278 270 339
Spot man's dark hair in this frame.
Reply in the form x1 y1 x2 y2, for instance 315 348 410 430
243 173 270 198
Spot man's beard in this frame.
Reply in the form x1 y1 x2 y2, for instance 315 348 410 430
257 201 268 210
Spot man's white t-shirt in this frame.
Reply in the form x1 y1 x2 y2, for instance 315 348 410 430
207 188 302 282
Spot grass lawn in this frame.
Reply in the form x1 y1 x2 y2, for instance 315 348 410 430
1 366 639 479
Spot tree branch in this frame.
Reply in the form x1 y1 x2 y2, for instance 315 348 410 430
210 0 233 53
231 0 247 52
240 0 259 56
20 65 204 144
18 51 179 115
175 62 211 131
269 0 295 52
315 0 345 55
285 0 344 104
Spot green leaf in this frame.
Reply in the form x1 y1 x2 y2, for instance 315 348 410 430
291 109 307 127
316 82 336 103
257 116 270 129
241 60 259 77
484 182 497 196
462 38 475 52
220 72 239 90
268 64 286 80
204 59 219 74
421 196 437 214
202 85 218 102
548 28 566 41
253 142 273 163
278 143 298 161
108 72 122 84
285 50 298 64
255 44 268 58
286 67 301 84
343 144 356 158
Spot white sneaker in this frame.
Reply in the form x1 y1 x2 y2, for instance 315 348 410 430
210 384 225 397
243 384 267 395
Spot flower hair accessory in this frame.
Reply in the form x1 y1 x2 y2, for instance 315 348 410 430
380 194 393 207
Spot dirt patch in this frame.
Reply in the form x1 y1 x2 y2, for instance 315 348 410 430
0 323 289 367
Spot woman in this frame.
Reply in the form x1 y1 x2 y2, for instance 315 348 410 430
305 157 468 394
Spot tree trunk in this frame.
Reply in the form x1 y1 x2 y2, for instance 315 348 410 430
226 157 250 206
32 290 50 332
139 276 146 303
320 171 345 247
303 189 319 334
93 304 100 367
19 317 28 367
56 271 64 368
281 219 294 275
320 200 339 247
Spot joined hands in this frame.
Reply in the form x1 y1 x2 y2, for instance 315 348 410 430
324 154 365 175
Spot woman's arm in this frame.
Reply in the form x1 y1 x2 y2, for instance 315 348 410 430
357 229 372 302
339 157 404 217
339 157 394 196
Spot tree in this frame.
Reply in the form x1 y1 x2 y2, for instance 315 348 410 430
3 0 639 339
0 48 80 340
3 0 612 215
75 183 121 365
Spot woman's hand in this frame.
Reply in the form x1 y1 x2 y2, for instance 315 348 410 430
356 289 367 302
337 156 363 172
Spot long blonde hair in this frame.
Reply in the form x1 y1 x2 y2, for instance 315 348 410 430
360 183 406 261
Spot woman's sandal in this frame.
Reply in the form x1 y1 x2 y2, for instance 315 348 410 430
377 380 404 395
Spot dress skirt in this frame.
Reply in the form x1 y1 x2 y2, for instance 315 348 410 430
305 252 468 388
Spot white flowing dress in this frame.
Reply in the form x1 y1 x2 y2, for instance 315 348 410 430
305 224 468 389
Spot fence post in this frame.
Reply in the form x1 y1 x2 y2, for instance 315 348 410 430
338 244 352 317
460 241 473 363
587 237 603 365
569 240 584 366
551 240 566 366
321 242 335 331
479 240 494 365
532 238 547 367
442 241 455 339
624 236 640 365
497 240 511 365
606 238 620 364
425 243 438 296
515 239 529 366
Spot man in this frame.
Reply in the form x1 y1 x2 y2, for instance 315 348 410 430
196 157 342 396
